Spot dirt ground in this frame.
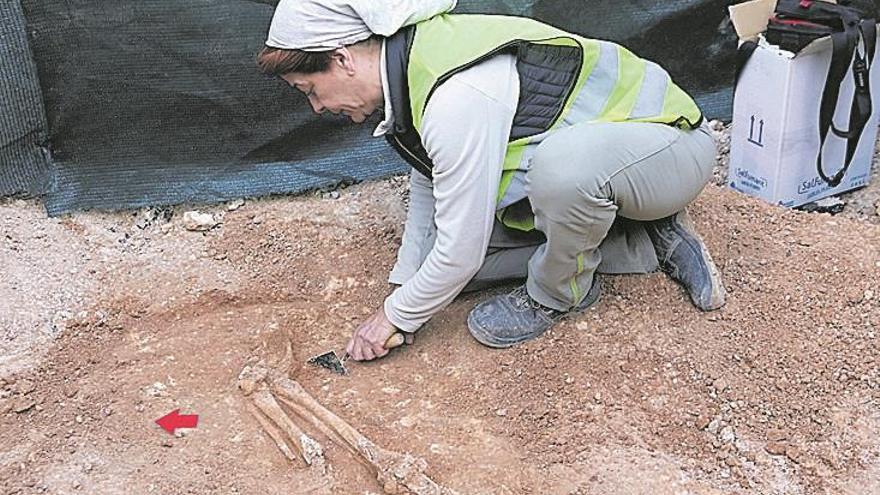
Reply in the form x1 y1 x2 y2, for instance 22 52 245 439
2 134 880 494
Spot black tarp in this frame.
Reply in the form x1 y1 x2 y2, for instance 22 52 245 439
0 0 51 197
2 0 739 215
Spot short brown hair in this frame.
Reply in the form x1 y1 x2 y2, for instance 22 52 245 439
255 36 382 77
255 47 332 77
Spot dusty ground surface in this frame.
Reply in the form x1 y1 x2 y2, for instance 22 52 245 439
2 135 880 494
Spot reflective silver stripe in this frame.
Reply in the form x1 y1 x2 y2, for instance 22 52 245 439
562 41 619 126
498 134 548 208
498 171 529 209
628 61 670 120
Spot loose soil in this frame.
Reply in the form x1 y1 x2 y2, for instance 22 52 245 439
2 145 880 494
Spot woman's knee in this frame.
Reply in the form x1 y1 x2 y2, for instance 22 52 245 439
693 128 717 184
526 124 628 209
527 153 608 211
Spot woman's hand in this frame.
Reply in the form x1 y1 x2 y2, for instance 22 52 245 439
346 306 413 361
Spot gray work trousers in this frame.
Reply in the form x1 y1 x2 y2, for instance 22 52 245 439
467 121 716 311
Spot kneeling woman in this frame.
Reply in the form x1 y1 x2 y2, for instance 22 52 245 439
257 0 725 360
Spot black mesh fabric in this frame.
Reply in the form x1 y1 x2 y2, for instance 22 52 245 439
0 0 51 197
18 0 405 214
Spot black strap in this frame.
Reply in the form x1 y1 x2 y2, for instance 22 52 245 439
816 18 875 187
734 40 759 90
833 21 875 139
383 26 435 179
836 20 876 139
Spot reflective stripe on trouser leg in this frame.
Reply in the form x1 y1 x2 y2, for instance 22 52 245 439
570 253 585 302
526 180 616 311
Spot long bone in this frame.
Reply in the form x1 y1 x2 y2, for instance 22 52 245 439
239 361 457 495
266 369 457 495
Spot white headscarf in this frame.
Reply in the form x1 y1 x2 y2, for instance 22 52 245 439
266 0 458 52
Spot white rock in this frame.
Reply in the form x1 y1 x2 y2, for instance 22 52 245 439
227 199 245 211
815 196 844 209
144 382 168 397
182 211 219 232
707 418 721 434
720 425 736 444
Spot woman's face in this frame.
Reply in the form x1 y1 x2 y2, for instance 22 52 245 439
281 47 382 124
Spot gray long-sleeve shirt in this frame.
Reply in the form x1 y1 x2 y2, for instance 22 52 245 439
373 44 520 332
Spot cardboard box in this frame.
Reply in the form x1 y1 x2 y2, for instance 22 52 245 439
728 0 879 207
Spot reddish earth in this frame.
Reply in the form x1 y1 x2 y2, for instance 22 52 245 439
1 173 880 494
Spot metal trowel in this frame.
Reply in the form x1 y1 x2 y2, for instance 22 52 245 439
308 332 406 375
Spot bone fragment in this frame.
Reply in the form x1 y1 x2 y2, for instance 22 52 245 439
252 389 324 467
247 403 297 462
237 364 268 396
275 395 345 450
269 372 384 461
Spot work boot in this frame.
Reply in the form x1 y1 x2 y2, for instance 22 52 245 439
645 210 726 311
467 276 601 349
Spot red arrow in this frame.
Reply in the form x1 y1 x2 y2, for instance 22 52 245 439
155 409 199 435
